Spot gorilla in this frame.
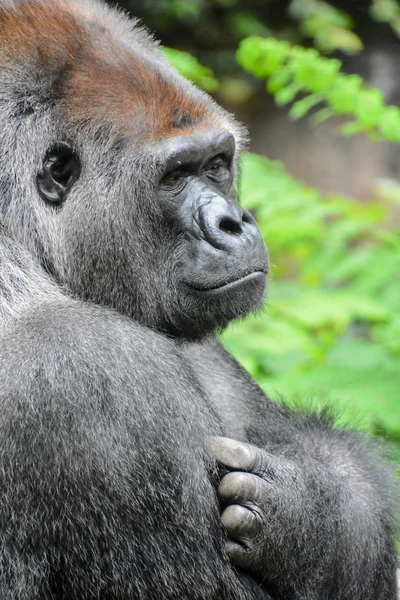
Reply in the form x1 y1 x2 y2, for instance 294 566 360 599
0 0 397 598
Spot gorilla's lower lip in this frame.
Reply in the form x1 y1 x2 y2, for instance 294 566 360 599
187 271 267 295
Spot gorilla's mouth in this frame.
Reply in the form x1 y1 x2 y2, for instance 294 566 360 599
188 270 267 295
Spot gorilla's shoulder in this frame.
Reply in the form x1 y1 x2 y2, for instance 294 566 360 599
0 298 179 378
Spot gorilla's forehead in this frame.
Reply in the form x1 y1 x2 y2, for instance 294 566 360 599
0 0 231 142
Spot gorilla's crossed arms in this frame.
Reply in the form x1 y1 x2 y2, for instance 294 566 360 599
0 0 397 598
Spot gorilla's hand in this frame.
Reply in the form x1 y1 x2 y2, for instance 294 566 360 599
211 436 312 585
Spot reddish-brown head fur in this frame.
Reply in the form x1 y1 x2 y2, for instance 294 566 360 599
0 0 222 141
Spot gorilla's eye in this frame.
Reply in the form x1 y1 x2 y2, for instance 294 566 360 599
160 166 189 188
163 171 182 182
204 154 230 183
37 143 81 205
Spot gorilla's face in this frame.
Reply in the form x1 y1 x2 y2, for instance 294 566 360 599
0 0 268 339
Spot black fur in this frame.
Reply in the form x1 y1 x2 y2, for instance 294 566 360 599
0 0 397 598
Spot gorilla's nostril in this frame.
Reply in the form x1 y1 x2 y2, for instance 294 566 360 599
242 211 252 224
219 216 242 235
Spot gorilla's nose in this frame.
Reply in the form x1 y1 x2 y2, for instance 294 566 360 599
198 195 257 251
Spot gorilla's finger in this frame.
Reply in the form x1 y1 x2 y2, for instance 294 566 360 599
211 437 296 484
211 437 261 472
225 538 253 570
218 471 270 505
221 504 260 541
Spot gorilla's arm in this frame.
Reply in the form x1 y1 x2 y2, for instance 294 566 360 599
182 338 398 599
0 299 266 600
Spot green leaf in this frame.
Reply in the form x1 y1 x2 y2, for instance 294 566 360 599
327 75 363 113
378 106 400 142
237 37 290 78
355 89 385 127
291 50 341 92
289 93 323 119
275 82 302 106
340 121 365 136
267 68 293 94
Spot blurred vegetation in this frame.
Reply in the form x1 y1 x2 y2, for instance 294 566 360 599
111 0 400 466
227 151 400 449
112 0 400 106
237 37 400 140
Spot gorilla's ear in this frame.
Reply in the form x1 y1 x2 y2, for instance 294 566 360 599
37 143 81 204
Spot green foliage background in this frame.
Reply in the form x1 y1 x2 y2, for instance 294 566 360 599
162 0 400 470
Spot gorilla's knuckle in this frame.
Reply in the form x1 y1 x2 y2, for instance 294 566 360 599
222 504 254 532
220 471 265 507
